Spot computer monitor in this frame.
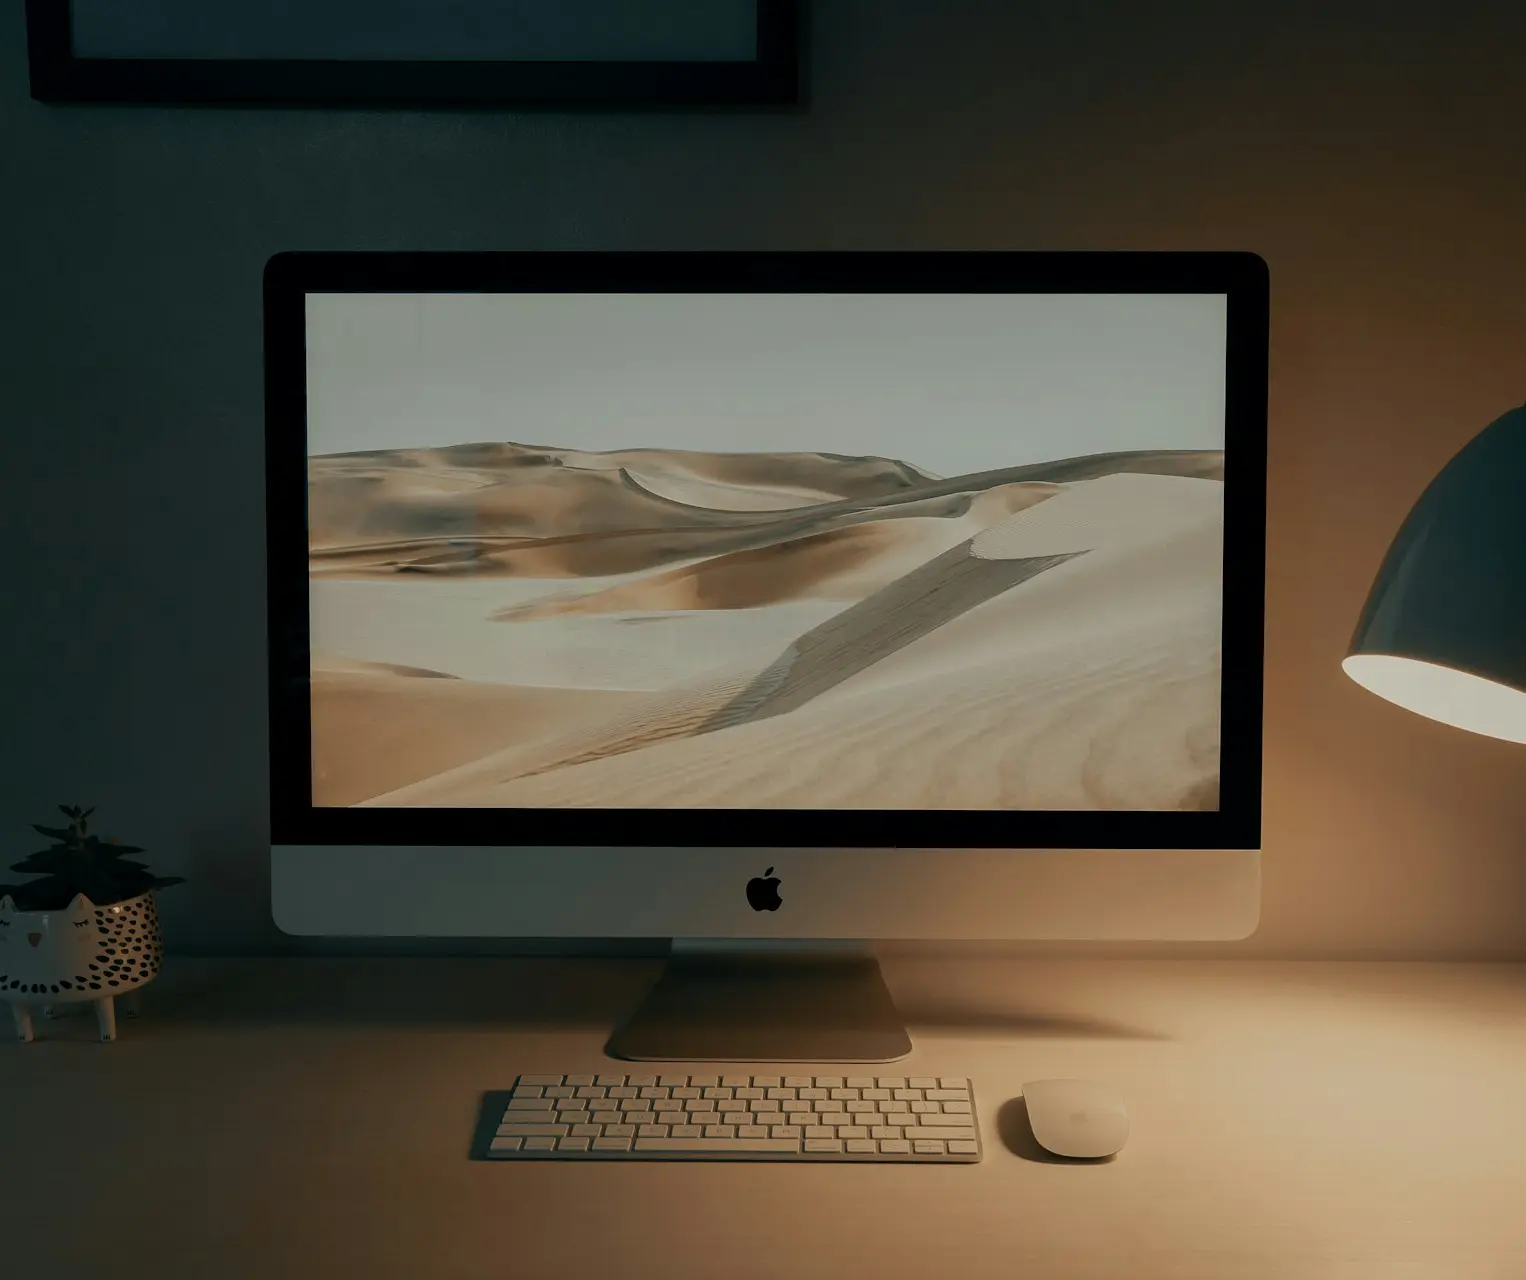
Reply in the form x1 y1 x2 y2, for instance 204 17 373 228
265 251 1267 1060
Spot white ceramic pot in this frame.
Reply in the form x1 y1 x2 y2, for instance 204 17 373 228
0 890 165 1042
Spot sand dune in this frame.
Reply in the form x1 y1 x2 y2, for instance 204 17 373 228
311 443 1227 810
310 655 643 806
308 441 1218 579
364 513 1221 810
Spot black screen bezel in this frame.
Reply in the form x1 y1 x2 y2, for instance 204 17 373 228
265 251 1268 849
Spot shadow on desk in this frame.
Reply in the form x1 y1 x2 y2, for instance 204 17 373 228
136 958 654 1030
122 958 1173 1041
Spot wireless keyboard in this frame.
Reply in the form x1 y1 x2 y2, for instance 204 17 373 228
480 1072 982 1162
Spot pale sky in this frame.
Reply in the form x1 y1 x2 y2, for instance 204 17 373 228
306 291 1227 479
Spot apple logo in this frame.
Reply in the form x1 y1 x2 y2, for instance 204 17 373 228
746 866 782 912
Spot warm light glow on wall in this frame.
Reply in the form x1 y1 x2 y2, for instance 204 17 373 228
1342 654 1526 745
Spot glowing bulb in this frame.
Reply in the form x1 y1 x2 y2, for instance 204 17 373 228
1342 654 1526 744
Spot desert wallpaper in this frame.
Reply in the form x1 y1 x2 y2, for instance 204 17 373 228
305 292 1227 810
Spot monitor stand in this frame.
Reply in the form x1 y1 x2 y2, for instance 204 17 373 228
606 941 912 1063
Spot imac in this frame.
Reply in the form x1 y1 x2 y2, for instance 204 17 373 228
265 251 1267 1061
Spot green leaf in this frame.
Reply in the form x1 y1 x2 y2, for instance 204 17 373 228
30 824 73 841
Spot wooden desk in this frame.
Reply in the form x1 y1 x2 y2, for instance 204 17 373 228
4 958 1525 1279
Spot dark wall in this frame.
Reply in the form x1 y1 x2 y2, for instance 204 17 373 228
4 2 1525 957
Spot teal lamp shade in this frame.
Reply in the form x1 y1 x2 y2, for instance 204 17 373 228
1343 403 1526 743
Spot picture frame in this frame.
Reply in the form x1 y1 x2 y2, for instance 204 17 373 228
26 0 800 107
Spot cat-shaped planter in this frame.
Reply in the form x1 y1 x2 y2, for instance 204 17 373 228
0 890 165 1042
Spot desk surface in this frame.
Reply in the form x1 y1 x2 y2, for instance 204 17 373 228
3 957 1525 1279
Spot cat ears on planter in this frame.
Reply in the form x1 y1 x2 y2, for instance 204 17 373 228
0 892 94 913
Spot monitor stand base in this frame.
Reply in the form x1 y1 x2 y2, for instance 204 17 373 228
606 941 913 1063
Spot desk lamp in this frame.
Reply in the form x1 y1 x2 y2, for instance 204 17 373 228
1344 403 1526 741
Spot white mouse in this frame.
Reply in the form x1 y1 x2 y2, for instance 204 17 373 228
1022 1078 1129 1158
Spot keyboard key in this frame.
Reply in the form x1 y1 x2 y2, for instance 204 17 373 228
845 1100 875 1114
544 1086 575 1098
717 1100 748 1113
571 1124 602 1138
672 1087 701 1099
925 1089 969 1101
722 1075 751 1088
913 1140 946 1154
519 1074 563 1087
735 1087 764 1100
623 1113 655 1128
737 1125 769 1139
894 1089 922 1101
877 1078 906 1089
806 1139 844 1153
767 1088 796 1100
940 1078 968 1089
488 1136 522 1153
608 1087 638 1099
659 1075 688 1087
879 1101 909 1113
558 1137 591 1151
511 1085 544 1098
684 1100 716 1113
798 1088 827 1100
565 1074 596 1087
688 1075 719 1088
703 1087 732 1100
771 1125 803 1139
638 1125 669 1138
505 1099 554 1112
575 1086 605 1099
653 1099 685 1112
909 1077 938 1089
906 1127 977 1141
846 1077 876 1089
784 1076 813 1088
948 1141 979 1154
636 1138 801 1154
524 1137 558 1151
871 1127 902 1140
861 1088 890 1100
911 1101 938 1114
604 1124 635 1138
593 1137 631 1152
497 1124 569 1138
596 1074 625 1087
941 1101 972 1114
704 1125 735 1139
879 1139 911 1154
838 1126 869 1139
640 1087 668 1099
592 1111 623 1125
830 1088 859 1101
753 1076 781 1088
628 1075 658 1087
805 1126 835 1139
669 1125 703 1138
621 1098 652 1112
818 1078 844 1089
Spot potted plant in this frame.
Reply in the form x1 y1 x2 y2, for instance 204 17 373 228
0 805 184 1042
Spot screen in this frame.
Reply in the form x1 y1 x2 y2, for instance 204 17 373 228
304 291 1227 813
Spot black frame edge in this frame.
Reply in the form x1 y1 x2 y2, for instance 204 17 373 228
27 0 800 107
